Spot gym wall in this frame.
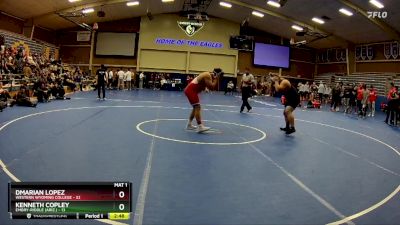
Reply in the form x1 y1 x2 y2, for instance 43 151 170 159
0 13 23 34
138 14 239 76
354 43 400 73
32 26 56 45
237 27 315 79
315 43 400 75
58 17 140 70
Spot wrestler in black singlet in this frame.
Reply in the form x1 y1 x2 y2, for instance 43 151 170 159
284 85 300 109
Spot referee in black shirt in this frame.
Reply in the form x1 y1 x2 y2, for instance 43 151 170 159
97 64 107 100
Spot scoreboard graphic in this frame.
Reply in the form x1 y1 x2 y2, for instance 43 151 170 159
8 182 132 220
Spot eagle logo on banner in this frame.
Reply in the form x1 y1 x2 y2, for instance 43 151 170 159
361 45 367 60
367 45 373 60
178 21 205 37
391 42 399 59
384 43 391 59
355 46 361 61
340 49 346 61
335 49 341 62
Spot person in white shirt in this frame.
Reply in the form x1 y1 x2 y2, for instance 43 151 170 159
117 69 125 90
240 68 255 113
224 80 234 95
139 72 145 89
107 69 113 89
125 69 132 90
303 82 310 101
297 82 304 101
324 85 332 106
318 81 325 101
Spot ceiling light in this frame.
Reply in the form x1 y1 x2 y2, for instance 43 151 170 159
127 1 139 6
369 0 384 9
219 2 232 8
291 25 303 31
339 8 353 16
267 1 281 8
68 0 81 2
252 11 264 18
162 0 174 2
82 8 94 14
312 17 324 24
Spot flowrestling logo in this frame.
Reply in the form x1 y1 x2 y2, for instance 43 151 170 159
177 21 205 37
367 11 388 18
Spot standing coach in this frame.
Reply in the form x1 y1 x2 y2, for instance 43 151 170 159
97 64 107 100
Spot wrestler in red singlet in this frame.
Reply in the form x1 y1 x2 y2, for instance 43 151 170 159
184 68 223 133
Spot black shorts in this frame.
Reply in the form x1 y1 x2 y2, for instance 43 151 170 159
285 98 300 109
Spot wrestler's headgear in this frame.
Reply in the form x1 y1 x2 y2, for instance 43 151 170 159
213 68 224 77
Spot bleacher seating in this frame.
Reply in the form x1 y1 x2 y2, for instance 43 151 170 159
0 29 58 56
315 72 399 96
314 73 336 86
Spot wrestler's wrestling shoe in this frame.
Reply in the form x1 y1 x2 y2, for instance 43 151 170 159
186 124 197 130
197 125 211 133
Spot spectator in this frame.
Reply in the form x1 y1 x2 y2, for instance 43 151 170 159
343 83 351 114
131 70 136 90
349 83 357 114
368 85 377 117
303 81 310 101
50 81 66 99
123 68 128 90
324 84 331 106
125 69 132 90
385 82 399 125
117 68 125 90
356 83 364 116
16 84 37 107
37 80 50 103
331 83 341 112
0 83 15 109
139 71 144 89
224 80 234 95
361 84 370 118
112 69 118 89
107 68 113 89
318 81 324 102
23 63 33 77
310 81 318 101
298 82 304 101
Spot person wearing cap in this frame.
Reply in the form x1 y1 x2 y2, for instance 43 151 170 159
184 68 223 133
96 64 107 100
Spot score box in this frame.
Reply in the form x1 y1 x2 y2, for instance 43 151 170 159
9 182 130 201
9 182 132 220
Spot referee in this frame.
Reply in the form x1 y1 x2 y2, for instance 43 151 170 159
97 64 107 100
240 68 254 113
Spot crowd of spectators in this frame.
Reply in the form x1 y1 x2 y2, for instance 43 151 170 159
100 69 188 91
232 71 399 126
0 45 89 111
296 80 399 125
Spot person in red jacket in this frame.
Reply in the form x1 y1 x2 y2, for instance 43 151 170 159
385 82 399 125
368 85 377 117
356 83 364 116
